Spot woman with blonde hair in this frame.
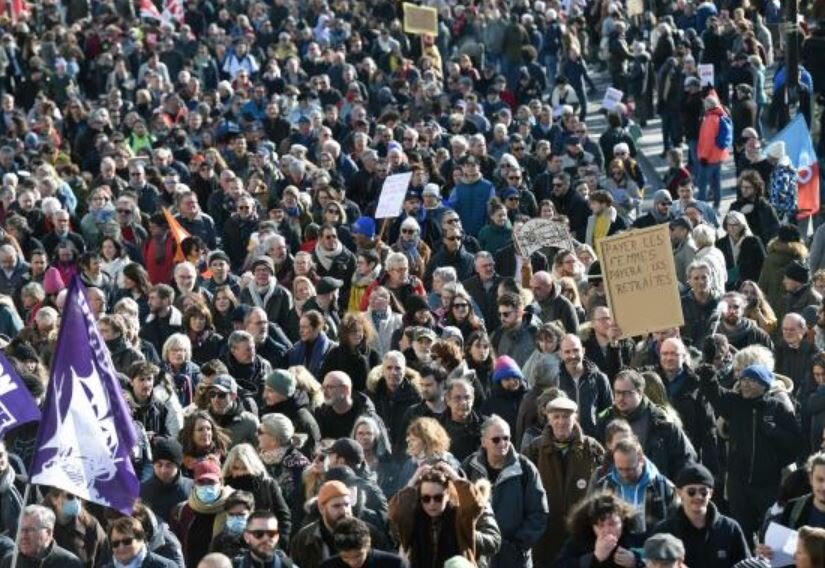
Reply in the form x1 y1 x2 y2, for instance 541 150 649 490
393 417 462 496
364 285 403 358
693 223 727 296
740 280 778 334
221 443 293 545
161 333 201 407
285 275 316 342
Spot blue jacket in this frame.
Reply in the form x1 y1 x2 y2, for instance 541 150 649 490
448 177 495 237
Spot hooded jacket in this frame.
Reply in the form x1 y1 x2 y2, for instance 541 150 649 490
463 446 548 568
595 458 679 537
697 103 731 165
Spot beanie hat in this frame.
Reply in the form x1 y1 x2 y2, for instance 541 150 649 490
250 256 275 274
266 369 296 398
492 355 524 383
766 140 786 160
777 224 802 243
740 364 774 389
784 260 810 284
318 480 350 507
351 216 376 239
153 437 183 466
675 463 715 488
404 294 430 314
43 267 65 295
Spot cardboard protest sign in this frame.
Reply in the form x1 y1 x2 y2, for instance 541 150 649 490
514 218 575 258
374 172 413 219
597 225 684 339
699 64 715 87
403 3 438 36
602 87 623 111
627 0 644 16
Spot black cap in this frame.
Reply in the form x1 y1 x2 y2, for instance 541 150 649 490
675 463 715 488
316 277 344 295
323 438 365 466
669 217 692 232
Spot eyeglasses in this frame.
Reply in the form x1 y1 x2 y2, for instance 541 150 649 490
453 303 469 309
614 389 638 398
506 196 520 202
209 391 229 399
401 228 416 234
498 310 514 318
686 487 710 498
237 205 251 211
111 538 135 549
247 529 279 539
117 209 131 214
420 493 445 504
491 435 510 444
324 235 338 241
508 176 521 182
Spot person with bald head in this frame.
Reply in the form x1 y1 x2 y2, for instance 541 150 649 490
657 337 719 474
315 371 381 440
558 334 612 438
529 270 579 332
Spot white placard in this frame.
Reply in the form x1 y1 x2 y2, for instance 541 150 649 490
764 522 798 568
374 172 413 219
602 87 624 111
699 64 715 87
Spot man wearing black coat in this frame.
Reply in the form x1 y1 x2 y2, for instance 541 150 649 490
652 463 750 568
320 517 406 568
558 334 613 439
462 251 502 330
549 172 590 242
493 243 547 282
239 257 293 330
716 292 774 350
1 505 83 568
104 516 178 568
423 225 475 287
234 511 297 568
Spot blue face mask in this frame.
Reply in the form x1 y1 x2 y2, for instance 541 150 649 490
285 206 300 217
196 484 221 503
225 515 247 535
62 498 81 518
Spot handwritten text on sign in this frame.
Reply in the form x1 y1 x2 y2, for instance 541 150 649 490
597 224 684 338
514 218 575 257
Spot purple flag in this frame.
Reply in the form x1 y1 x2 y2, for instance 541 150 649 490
0 351 40 438
30 276 139 514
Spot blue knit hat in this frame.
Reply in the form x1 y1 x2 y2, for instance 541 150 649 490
352 216 376 239
740 364 774 389
492 355 524 383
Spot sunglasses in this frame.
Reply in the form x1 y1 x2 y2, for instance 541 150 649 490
420 493 445 504
209 391 229 399
491 435 510 444
401 228 416 234
686 487 710 498
111 538 134 549
453 303 469 309
116 209 131 214
247 529 279 539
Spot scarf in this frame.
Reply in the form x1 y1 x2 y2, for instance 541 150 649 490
114 545 148 568
188 485 234 536
246 279 277 309
0 466 22 532
352 264 381 287
260 447 289 465
399 236 422 263
314 240 343 271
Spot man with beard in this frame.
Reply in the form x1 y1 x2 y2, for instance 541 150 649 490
634 190 674 229
290 482 379 568
243 307 291 368
316 371 380 441
490 292 538 368
558 334 613 438
140 284 183 354
717 291 774 350
239 257 293 329
234 512 296 568
206 375 259 447
401 364 448 435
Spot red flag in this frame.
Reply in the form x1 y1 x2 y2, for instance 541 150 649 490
139 0 162 22
162 207 190 262
162 0 184 24
0 0 30 21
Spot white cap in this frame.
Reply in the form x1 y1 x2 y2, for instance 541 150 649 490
423 183 440 197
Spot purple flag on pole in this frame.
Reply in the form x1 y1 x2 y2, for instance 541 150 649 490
0 351 40 438
30 276 139 514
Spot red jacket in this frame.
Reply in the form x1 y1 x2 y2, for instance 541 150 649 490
697 106 731 164
143 236 177 284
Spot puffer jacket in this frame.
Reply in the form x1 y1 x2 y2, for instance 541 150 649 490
463 446 548 568
697 105 731 165
699 368 803 487
523 424 604 567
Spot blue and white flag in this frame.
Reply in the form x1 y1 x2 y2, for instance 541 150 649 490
0 351 40 438
30 277 139 514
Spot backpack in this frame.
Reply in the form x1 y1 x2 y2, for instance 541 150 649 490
715 114 733 150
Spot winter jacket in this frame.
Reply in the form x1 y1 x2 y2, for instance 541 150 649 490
319 343 380 393
290 519 386 568
448 177 496 237
718 318 774 351
286 333 333 378
594 459 679 537
0 543 82 568
758 238 808 309
597 398 698 481
679 292 721 348
533 285 579 333
700 372 803 487
140 307 184 355
423 244 475 287
697 106 731 165
804 385 825 452
478 222 513 255
550 188 591 242
389 478 501 567
490 319 538 370
775 340 822 398
715 234 765 289
462 274 503 331
480 383 528 436
673 237 698 285
769 163 799 219
140 472 194 525
729 198 780 246
463 446 549 568
585 207 627 249
778 283 822 323
222 215 259 271
581 326 635 383
315 391 380 441
232 550 294 568
100 550 178 568
558 360 613 439
371 376 423 455
808 221 825 271
224 474 292 545
210 401 259 447
651 502 750 568
239 284 293 329
440 410 486 462
107 335 146 376
523 425 604 567
260 393 321 455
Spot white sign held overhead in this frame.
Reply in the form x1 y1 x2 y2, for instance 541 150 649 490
374 172 413 219
699 64 715 87
602 87 624 111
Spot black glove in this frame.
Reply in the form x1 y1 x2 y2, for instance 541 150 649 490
697 363 716 383
701 336 718 364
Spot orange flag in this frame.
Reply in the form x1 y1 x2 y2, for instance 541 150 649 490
162 207 190 262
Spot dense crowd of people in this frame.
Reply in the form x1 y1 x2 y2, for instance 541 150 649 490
3 0 825 567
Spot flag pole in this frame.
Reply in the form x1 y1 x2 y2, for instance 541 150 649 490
9 483 31 568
